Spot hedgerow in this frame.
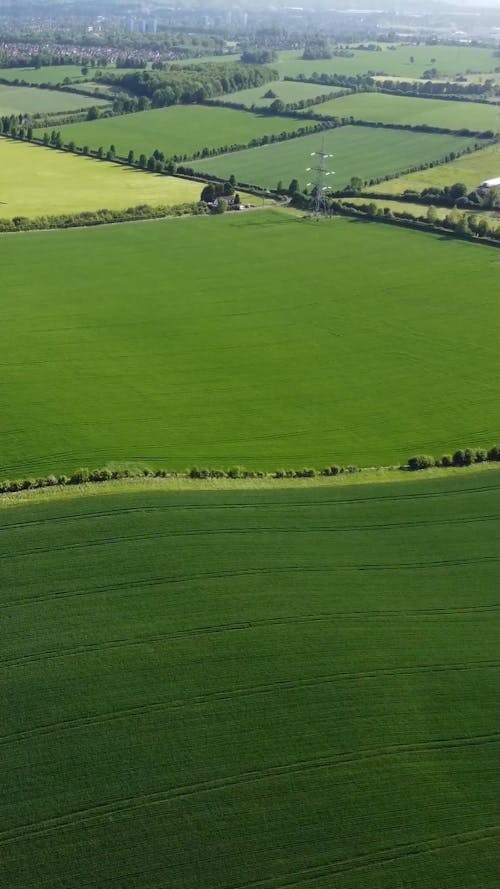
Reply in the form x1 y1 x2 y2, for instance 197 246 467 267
1 446 498 495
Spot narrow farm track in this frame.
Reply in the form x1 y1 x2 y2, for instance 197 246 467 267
1 470 498 888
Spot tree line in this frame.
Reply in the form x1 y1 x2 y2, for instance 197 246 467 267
2 445 499 496
285 72 500 101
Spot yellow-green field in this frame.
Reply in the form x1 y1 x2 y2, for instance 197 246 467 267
346 196 497 222
372 144 500 194
0 83 107 115
0 139 203 218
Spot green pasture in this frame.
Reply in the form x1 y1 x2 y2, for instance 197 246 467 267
210 79 343 108
0 139 202 218
0 83 108 115
0 64 90 84
1 469 498 888
275 44 499 80
0 210 497 480
307 92 500 133
372 143 500 193
35 104 304 160
191 126 477 190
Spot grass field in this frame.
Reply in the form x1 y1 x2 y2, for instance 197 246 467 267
346 196 498 222
191 126 477 190
0 64 90 84
0 210 497 480
0 83 108 115
372 143 500 193
275 44 499 79
1 468 498 888
35 105 305 160
0 139 202 217
210 79 343 108
306 92 500 133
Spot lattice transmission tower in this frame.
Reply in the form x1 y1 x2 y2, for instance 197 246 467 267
306 139 335 216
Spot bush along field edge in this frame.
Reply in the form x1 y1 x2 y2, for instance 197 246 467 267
1 445 499 499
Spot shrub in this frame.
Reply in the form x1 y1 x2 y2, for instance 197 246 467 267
474 448 487 463
487 445 500 461
70 468 90 484
452 450 466 467
440 454 452 467
45 475 58 486
408 455 435 471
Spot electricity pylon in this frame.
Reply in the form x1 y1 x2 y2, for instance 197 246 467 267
306 139 335 216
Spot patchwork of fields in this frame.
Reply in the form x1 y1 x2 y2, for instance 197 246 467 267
1 470 498 889
307 92 500 133
0 83 108 115
191 126 477 190
1 44 498 889
0 139 202 217
0 211 497 479
34 104 305 160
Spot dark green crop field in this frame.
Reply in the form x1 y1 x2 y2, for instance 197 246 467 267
34 104 303 160
190 126 478 190
1 469 498 888
0 211 497 480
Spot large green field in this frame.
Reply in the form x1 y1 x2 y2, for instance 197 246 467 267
1 469 498 888
0 211 497 480
191 126 477 190
306 92 500 133
0 64 90 84
0 83 108 115
210 79 343 108
0 139 202 217
35 105 305 160
275 44 499 80
372 143 500 193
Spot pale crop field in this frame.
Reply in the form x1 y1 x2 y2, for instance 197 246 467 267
210 79 344 108
372 143 500 193
0 139 202 218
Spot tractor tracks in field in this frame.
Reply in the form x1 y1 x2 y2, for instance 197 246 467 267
0 661 498 748
1 559 499 615
1 513 499 561
0 735 498 848
227 825 500 889
1 604 498 671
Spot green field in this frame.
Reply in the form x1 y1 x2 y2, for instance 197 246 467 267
0 139 202 218
275 44 499 80
372 143 500 193
35 105 305 160
0 83 108 115
211 79 343 108
1 468 498 888
0 64 90 84
306 92 500 133
0 211 497 480
191 126 477 190
347 196 497 223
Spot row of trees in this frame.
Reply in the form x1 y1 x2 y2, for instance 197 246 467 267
408 447 500 471
3 445 499 496
0 201 206 235
286 72 499 100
